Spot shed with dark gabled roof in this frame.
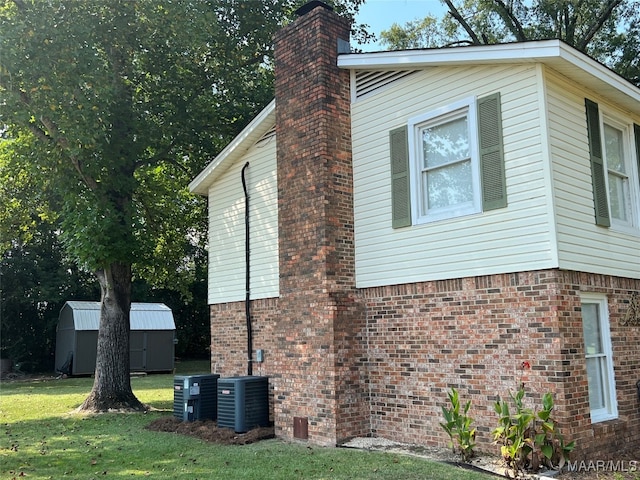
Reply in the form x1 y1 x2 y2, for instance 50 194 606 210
55 301 176 376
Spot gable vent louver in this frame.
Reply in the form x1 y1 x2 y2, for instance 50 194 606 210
355 70 418 99
255 125 276 147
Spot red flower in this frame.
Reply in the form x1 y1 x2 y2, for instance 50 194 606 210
522 361 531 370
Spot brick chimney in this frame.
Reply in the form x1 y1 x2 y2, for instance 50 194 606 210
273 1 369 445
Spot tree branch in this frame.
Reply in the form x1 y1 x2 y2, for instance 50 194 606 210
23 95 100 192
25 122 52 145
566 0 587 43
491 0 527 42
134 138 186 173
40 118 99 190
443 0 483 45
70 157 100 191
11 0 26 11
577 0 624 51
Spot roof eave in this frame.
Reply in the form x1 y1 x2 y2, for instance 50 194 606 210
338 40 566 69
189 100 276 196
338 39 640 116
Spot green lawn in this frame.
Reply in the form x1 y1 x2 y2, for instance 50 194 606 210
0 363 494 480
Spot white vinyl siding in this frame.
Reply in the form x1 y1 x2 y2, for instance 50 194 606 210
351 64 555 288
546 70 640 279
207 135 279 304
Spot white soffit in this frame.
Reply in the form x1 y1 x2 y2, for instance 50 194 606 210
189 99 276 196
338 40 640 116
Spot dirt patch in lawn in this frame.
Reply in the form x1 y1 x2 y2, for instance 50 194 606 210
146 416 275 445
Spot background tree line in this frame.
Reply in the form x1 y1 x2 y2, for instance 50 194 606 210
379 0 639 87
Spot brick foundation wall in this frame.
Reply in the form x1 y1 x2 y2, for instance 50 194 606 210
209 298 279 377
361 269 640 457
209 269 640 456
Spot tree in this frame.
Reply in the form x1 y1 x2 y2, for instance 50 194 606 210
0 222 100 371
0 0 364 411
379 0 639 86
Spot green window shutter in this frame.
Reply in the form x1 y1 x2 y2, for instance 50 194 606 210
634 123 640 186
389 126 411 228
477 92 507 211
585 98 610 227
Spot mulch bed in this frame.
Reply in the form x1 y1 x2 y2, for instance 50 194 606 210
146 416 275 445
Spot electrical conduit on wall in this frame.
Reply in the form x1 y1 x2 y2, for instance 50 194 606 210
241 162 253 376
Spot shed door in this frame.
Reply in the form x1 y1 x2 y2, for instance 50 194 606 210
130 332 146 371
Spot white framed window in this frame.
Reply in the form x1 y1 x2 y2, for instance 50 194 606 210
390 92 505 229
408 97 481 224
602 116 638 229
580 293 618 423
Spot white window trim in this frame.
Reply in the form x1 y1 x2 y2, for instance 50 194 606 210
580 292 618 423
600 110 640 233
408 96 481 225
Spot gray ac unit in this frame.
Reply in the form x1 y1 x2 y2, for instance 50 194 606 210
173 374 219 422
217 376 269 433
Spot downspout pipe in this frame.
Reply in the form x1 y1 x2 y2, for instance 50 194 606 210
241 162 253 376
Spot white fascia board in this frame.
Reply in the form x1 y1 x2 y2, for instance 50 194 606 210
189 99 276 196
338 40 565 69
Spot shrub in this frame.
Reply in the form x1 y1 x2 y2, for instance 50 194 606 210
493 388 575 476
440 387 476 462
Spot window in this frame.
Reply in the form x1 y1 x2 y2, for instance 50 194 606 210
603 120 634 225
580 293 617 423
409 98 480 224
390 93 506 228
585 99 640 230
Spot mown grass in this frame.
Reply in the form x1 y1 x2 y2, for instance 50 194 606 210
0 362 494 480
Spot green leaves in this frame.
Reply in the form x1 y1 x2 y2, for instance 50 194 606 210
439 388 476 462
492 388 575 475
378 0 638 86
0 0 296 274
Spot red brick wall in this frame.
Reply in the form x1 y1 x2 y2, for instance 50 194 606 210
210 266 640 456
361 269 640 457
209 298 279 377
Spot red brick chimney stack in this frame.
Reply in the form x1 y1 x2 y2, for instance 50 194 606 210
272 1 369 445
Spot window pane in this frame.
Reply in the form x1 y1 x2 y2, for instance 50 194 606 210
581 296 617 422
582 303 603 355
422 116 469 169
604 123 629 222
608 173 629 221
604 124 625 173
586 357 606 410
423 160 473 210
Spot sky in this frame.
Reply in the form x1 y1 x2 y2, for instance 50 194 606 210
354 0 447 51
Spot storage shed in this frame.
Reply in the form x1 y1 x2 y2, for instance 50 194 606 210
55 301 176 376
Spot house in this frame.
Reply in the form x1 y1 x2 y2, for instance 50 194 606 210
190 1 640 455
55 301 176 375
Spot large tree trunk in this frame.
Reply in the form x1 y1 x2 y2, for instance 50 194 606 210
78 262 146 412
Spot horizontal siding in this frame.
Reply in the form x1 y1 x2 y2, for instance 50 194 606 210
546 70 640 278
352 64 555 288
207 137 279 304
